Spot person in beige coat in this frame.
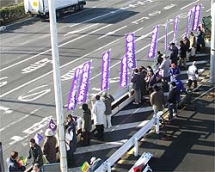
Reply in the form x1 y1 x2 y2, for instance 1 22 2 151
150 85 165 114
189 31 196 58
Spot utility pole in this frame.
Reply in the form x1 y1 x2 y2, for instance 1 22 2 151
210 0 215 84
48 0 67 171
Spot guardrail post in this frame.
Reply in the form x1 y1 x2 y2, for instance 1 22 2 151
107 162 111 172
0 142 5 172
134 137 138 157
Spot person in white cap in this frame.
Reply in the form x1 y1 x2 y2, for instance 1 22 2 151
42 128 57 163
88 157 104 172
187 61 199 90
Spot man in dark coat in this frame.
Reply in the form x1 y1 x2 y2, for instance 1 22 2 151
6 151 26 172
81 103 92 146
178 40 187 69
131 68 142 104
169 43 178 65
167 82 178 121
27 138 43 168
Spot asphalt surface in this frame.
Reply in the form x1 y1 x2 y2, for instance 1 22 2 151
0 0 213 171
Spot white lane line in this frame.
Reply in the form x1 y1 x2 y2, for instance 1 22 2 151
0 109 38 132
180 0 199 10
0 9 126 72
132 17 150 24
98 26 127 39
163 4 177 10
64 23 99 36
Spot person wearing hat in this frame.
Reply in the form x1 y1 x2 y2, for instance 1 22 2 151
88 157 104 172
158 54 171 91
42 128 57 163
166 82 178 121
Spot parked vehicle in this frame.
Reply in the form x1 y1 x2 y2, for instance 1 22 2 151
24 0 86 19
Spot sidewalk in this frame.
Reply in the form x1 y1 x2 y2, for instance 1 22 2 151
111 53 215 171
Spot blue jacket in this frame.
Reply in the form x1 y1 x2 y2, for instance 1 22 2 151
6 157 26 172
169 67 180 81
174 79 187 101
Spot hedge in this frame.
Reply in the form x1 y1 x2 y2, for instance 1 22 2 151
0 2 27 26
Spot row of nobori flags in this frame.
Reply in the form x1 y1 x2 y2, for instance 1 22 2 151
66 4 202 112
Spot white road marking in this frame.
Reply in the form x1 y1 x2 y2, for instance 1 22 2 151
180 0 200 10
149 11 161 16
163 4 177 10
18 85 51 102
0 109 38 132
21 58 52 74
132 17 150 24
22 116 51 134
0 77 8 88
0 105 13 114
64 23 99 36
91 87 100 91
98 26 127 39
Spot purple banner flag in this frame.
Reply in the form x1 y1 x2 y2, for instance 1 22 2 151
67 68 80 111
148 26 159 59
119 55 128 88
77 61 92 104
34 133 43 144
101 50 110 91
48 119 57 132
164 20 168 52
186 9 193 37
125 33 136 68
192 4 202 31
173 16 180 43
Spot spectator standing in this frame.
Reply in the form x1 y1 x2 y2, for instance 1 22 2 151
150 85 165 115
196 26 204 53
131 68 142 104
169 63 180 82
145 69 156 95
65 114 77 167
178 40 187 69
173 78 188 103
81 103 92 146
92 95 106 140
187 61 199 90
139 66 147 100
159 55 171 91
167 82 178 121
156 51 163 66
189 32 196 59
102 92 114 128
182 36 190 61
6 151 26 172
27 138 43 168
42 128 57 163
169 43 179 65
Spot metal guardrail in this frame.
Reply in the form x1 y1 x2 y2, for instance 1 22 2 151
95 111 163 172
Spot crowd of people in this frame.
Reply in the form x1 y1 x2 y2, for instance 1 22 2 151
6 27 205 172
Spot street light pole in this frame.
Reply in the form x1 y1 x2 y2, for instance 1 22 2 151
48 0 67 171
210 0 215 84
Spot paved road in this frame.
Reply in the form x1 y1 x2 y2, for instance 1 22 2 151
0 0 212 169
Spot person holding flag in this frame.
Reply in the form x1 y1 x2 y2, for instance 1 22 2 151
27 138 43 168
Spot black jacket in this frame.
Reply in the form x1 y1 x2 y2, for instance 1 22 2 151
167 86 178 104
28 144 43 167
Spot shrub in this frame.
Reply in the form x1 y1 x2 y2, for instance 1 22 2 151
0 2 27 26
